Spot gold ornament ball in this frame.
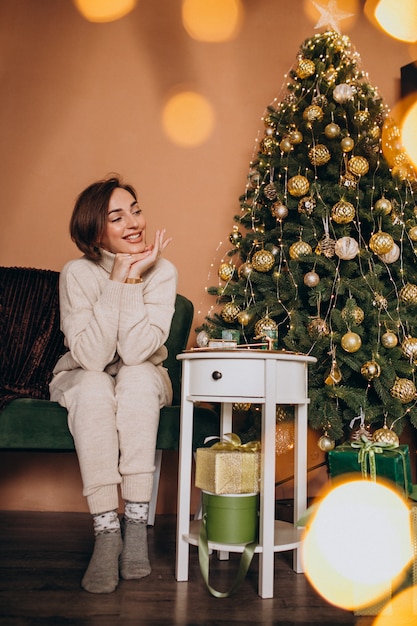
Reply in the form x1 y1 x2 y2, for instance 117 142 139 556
348 156 369 177
288 175 310 197
218 262 235 281
221 301 241 323
390 377 416 403
324 122 340 139
233 402 251 411
303 104 324 123
254 315 278 337
289 240 312 259
340 136 354 152
332 200 356 224
399 283 417 304
341 331 362 353
251 249 275 272
308 144 331 166
369 231 394 255
373 426 399 446
361 360 381 380
238 262 253 279
334 236 359 260
280 137 293 153
229 229 242 246
296 58 316 79
289 130 303 144
271 202 288 220
341 305 364 326
354 110 371 126
304 271 320 287
260 136 277 155
374 197 392 215
237 310 251 327
307 317 330 339
381 331 398 348
401 336 417 362
318 435 335 452
409 226 417 241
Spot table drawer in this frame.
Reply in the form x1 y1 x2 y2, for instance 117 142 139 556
188 358 265 397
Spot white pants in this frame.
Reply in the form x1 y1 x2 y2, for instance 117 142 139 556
50 362 172 514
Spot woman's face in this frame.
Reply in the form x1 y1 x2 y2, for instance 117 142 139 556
99 187 147 254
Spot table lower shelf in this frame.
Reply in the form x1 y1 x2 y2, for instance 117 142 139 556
185 519 303 554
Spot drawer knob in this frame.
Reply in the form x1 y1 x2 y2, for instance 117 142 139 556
212 370 222 380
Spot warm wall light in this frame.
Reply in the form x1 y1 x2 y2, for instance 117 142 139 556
402 97 417 168
182 0 243 42
365 0 417 42
302 479 413 610
162 90 215 147
74 0 137 23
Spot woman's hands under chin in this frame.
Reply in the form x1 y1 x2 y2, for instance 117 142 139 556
110 229 172 283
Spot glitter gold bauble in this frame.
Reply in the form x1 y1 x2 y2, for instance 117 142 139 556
331 200 356 224
251 249 275 272
324 122 340 139
316 235 336 258
341 305 364 326
348 156 369 177
303 105 323 123
303 270 320 287
233 402 251 411
318 435 335 452
271 202 288 220
296 58 316 79
369 231 394 255
341 331 362 352
354 110 370 126
373 294 388 310
399 283 417 304
288 175 310 197
401 336 417 362
260 136 277 155
289 240 312 259
307 317 330 339
323 64 337 84
390 377 416 403
298 196 316 216
360 360 381 380
308 144 331 166
334 236 359 260
254 315 278 338
275 421 295 455
218 262 235 281
409 226 417 241
378 243 400 264
340 136 354 152
374 197 392 215
221 301 241 323
229 229 242 247
325 359 342 385
238 262 253 279
289 130 303 144
373 426 399 446
381 331 398 348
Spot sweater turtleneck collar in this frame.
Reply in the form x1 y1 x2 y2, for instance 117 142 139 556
97 248 116 275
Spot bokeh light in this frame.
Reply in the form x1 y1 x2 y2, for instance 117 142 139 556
365 0 417 43
182 0 243 42
302 479 413 610
373 586 417 624
73 0 137 23
162 90 215 147
382 95 417 178
401 97 417 169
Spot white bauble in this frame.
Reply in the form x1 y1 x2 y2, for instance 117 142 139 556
378 243 400 264
334 236 359 260
333 83 355 103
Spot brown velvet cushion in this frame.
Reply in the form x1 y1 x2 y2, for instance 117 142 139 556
0 266 66 410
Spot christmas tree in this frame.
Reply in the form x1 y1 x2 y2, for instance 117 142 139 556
197 28 417 446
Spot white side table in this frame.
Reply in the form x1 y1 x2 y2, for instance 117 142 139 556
175 350 316 599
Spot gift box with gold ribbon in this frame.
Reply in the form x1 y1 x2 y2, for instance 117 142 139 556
327 438 413 497
195 434 261 494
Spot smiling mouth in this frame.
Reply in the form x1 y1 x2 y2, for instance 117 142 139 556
125 233 142 241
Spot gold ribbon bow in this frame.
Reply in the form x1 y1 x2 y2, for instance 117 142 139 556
348 435 409 494
209 433 261 452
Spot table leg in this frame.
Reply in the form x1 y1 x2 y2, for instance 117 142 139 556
175 392 194 582
293 402 308 573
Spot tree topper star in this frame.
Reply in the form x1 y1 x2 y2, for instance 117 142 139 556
313 0 354 34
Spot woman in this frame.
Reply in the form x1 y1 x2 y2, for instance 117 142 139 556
50 175 177 593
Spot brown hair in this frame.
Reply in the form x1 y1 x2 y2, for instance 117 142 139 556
70 175 137 261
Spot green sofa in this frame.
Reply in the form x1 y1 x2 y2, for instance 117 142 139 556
0 266 219 523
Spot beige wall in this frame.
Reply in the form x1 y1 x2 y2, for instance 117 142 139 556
0 0 415 512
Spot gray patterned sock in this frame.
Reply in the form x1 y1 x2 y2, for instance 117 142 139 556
81 529 123 593
120 507 151 580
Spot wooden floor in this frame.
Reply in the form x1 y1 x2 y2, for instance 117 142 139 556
0 510 375 626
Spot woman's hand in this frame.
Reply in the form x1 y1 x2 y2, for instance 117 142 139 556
110 229 172 283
